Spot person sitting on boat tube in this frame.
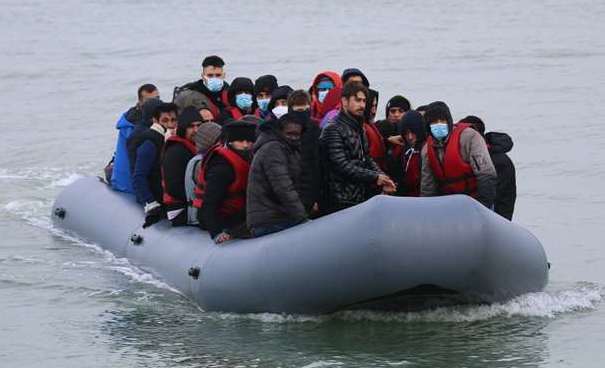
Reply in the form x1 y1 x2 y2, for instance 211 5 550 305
319 81 397 214
127 102 178 227
160 107 202 227
420 102 497 208
247 113 307 237
193 121 257 244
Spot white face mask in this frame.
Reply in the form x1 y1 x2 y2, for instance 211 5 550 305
272 105 288 119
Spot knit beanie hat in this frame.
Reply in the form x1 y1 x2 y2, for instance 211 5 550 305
385 95 411 118
268 85 294 111
194 122 222 153
254 75 278 95
177 106 202 137
173 89 210 114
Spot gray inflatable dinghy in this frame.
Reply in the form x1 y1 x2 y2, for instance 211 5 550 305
51 176 548 314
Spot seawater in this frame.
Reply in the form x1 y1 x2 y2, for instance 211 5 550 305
1 1 605 367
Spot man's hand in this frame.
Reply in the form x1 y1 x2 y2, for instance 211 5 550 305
376 174 397 194
214 232 232 244
143 201 163 228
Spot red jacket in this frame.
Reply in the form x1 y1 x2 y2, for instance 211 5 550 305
426 123 478 197
364 122 386 171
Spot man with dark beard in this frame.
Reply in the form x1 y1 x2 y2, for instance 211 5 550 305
319 81 396 214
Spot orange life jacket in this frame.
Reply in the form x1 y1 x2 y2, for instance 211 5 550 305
426 123 478 197
192 145 250 217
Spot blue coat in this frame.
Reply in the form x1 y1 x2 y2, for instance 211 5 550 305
110 111 136 193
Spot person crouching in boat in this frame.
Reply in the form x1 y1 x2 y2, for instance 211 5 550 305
463 115 517 220
420 102 497 209
247 113 307 237
160 107 202 226
127 102 178 228
194 121 257 244
184 122 223 226
388 110 426 197
319 81 397 214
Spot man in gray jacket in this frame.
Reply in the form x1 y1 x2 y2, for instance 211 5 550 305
247 113 307 237
420 102 497 209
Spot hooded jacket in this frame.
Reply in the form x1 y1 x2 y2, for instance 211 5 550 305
110 106 140 193
174 79 230 119
387 110 426 196
486 132 516 220
309 71 342 121
319 111 382 213
247 122 306 228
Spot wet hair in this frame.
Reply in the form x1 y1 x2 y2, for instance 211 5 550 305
152 102 178 120
202 55 225 68
287 89 311 108
460 115 485 136
137 84 157 100
341 81 368 100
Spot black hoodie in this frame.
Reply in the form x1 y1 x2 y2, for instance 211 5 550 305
486 132 516 220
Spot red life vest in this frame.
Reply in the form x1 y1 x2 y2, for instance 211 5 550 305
192 145 250 218
426 123 478 197
206 89 230 119
225 106 261 121
161 136 197 206
364 122 386 171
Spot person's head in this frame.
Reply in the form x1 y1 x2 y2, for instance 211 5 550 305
386 95 411 124
201 55 226 92
173 89 209 114
176 106 203 140
288 90 312 112
199 108 215 124
459 115 485 136
137 84 159 106
228 77 255 112
152 102 178 131
399 110 426 148
141 98 164 127
277 113 305 144
341 68 370 87
223 121 257 151
194 122 222 153
364 89 379 123
416 104 429 117
341 81 368 120
254 75 278 111
424 101 453 141
269 85 294 119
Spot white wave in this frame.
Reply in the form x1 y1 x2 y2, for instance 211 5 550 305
208 284 602 324
48 173 83 188
3 199 52 229
300 361 344 368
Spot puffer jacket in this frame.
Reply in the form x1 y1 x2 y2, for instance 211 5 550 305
247 126 306 228
319 111 382 213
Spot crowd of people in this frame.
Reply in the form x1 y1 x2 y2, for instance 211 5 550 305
104 55 517 244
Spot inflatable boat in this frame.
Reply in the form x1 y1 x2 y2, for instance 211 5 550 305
51 176 548 314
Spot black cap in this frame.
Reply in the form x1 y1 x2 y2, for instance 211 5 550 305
341 68 370 87
177 106 202 137
254 75 278 95
223 121 257 142
268 85 294 111
386 95 411 118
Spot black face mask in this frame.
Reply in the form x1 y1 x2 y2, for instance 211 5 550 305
290 110 310 123
232 148 252 161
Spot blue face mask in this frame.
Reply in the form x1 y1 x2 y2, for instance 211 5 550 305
318 90 329 103
205 77 224 92
257 98 270 112
430 123 449 140
235 93 253 110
